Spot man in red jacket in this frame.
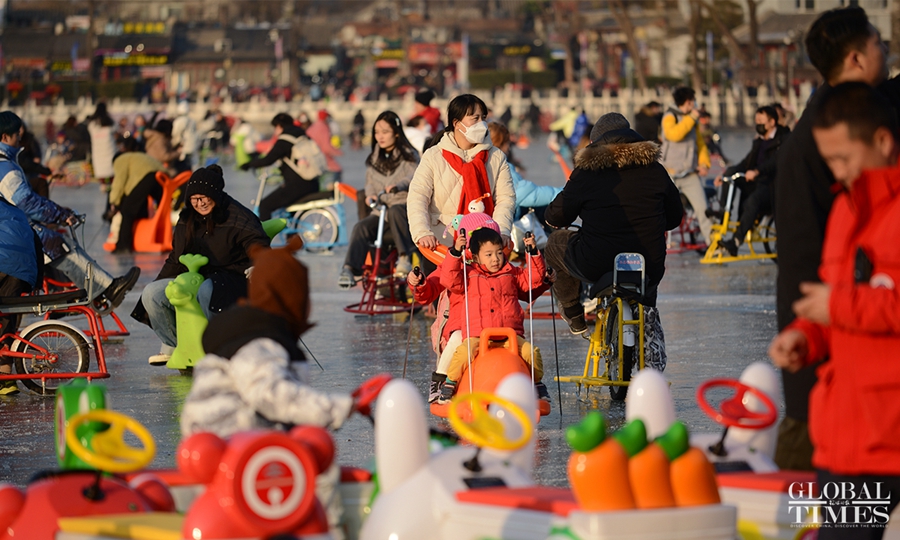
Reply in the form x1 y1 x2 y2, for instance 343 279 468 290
769 82 900 539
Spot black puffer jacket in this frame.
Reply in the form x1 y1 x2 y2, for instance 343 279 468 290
724 125 791 185
158 193 269 312
545 129 683 305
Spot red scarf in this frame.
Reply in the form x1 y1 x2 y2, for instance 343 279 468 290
442 148 495 216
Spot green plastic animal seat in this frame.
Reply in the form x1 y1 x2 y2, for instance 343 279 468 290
166 254 209 371
164 220 285 372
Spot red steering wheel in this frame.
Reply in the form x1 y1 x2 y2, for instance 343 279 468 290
352 373 393 417
697 378 777 430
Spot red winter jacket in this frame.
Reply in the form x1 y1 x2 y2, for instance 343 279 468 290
414 265 552 355
788 166 900 475
440 253 546 339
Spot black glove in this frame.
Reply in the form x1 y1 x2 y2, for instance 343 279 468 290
239 163 252 171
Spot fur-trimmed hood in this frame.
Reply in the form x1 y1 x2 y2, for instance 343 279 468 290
574 129 661 171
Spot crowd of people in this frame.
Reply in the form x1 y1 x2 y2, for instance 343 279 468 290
0 6 897 538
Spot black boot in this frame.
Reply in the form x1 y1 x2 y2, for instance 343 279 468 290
99 266 141 310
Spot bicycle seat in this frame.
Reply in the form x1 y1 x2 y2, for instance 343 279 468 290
0 289 86 307
588 271 644 301
588 253 647 302
286 191 334 210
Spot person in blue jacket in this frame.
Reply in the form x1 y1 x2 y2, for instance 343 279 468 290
488 122 562 226
0 111 139 310
0 198 43 395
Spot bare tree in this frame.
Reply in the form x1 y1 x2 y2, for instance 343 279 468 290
746 0 761 66
610 0 647 91
697 0 750 67
688 0 703 91
552 1 580 92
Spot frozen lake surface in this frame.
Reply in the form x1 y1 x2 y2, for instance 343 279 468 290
0 128 775 488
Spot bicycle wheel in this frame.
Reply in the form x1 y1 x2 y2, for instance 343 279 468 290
297 208 339 250
606 303 635 401
759 215 776 256
14 324 91 395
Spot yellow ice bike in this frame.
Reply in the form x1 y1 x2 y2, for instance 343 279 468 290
556 253 646 401
701 172 777 264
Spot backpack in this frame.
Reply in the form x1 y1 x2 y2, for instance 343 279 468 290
278 133 327 181
430 289 452 357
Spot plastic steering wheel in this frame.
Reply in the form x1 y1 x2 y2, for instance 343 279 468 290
448 392 533 451
697 378 777 430
352 373 393 417
66 410 156 473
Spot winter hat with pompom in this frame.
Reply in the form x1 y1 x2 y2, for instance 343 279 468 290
456 212 500 246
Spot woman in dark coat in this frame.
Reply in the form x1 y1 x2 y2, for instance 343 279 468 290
134 164 270 365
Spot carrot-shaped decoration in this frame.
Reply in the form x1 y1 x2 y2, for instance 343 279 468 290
629 421 689 509
671 446 721 506
567 417 646 511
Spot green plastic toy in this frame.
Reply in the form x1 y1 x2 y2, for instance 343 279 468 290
55 379 108 470
262 217 287 240
164 220 286 372
166 254 210 371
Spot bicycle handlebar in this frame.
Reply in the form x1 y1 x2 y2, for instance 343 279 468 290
369 188 398 209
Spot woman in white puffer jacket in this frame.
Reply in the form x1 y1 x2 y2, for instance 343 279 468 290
407 94 516 251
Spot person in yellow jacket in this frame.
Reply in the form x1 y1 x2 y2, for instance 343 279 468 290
659 87 712 246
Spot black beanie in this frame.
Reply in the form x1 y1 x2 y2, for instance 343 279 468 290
415 89 435 107
185 164 225 204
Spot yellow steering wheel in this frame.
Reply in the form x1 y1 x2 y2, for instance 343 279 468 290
66 410 156 473
448 392 533 451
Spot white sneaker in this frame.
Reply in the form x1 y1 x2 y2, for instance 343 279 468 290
394 255 412 278
149 354 171 366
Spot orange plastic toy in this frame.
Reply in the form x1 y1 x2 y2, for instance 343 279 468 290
430 327 551 420
567 418 646 511
628 421 688 509
133 170 191 253
671 447 721 507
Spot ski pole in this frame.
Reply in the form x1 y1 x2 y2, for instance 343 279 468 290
525 231 536 385
298 337 325 372
460 229 473 392
549 284 563 419
402 266 421 379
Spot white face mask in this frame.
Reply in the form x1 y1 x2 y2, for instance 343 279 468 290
459 121 488 144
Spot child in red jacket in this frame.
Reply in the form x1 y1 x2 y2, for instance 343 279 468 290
769 82 900 538
436 219 547 404
409 252 554 403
